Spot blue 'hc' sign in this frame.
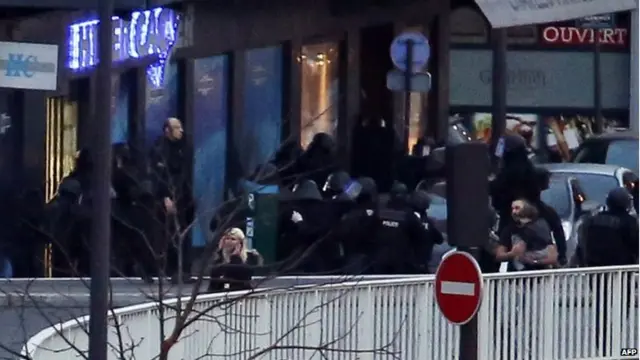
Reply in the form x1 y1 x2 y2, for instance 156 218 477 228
5 53 36 77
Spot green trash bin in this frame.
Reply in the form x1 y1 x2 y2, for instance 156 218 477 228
243 182 280 264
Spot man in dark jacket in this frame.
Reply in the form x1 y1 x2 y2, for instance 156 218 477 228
149 117 194 284
350 116 402 193
298 133 340 188
490 134 542 233
495 199 558 271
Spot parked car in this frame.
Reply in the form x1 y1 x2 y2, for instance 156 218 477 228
538 163 638 208
424 193 500 273
538 172 597 263
425 193 451 273
572 131 638 175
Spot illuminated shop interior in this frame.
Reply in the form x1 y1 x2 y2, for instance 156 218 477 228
44 7 179 204
300 43 340 149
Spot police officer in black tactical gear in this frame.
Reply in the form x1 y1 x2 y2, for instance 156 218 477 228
577 187 638 354
284 180 338 272
368 189 439 274
490 134 541 233
575 187 639 267
334 177 379 273
407 189 444 245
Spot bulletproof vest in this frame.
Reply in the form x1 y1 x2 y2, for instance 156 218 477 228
375 206 411 252
378 207 406 229
583 213 632 265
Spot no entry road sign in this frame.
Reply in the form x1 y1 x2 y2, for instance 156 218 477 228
435 251 483 325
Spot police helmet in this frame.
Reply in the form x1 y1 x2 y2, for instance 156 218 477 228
535 167 551 191
606 187 632 212
357 177 377 197
410 190 432 213
292 179 323 201
390 181 408 197
323 171 350 193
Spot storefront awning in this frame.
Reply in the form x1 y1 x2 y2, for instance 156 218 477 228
474 0 638 28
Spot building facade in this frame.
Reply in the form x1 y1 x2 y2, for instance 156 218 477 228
448 7 634 151
0 0 455 250
0 1 635 253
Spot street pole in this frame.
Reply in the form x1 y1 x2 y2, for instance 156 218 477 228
490 28 507 169
403 39 414 151
593 30 603 134
458 245 479 360
88 0 113 358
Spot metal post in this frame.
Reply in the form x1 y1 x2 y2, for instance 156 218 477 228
630 9 639 135
490 29 507 166
88 0 113 359
404 39 414 151
593 31 603 134
458 246 479 359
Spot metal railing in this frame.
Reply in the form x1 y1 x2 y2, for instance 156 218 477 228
22 265 638 360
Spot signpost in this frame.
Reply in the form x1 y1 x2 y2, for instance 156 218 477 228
435 251 483 325
576 13 615 134
388 31 431 149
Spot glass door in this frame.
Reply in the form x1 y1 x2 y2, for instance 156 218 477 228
300 42 341 149
44 97 78 277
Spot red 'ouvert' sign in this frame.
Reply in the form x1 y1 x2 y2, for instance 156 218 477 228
542 27 628 46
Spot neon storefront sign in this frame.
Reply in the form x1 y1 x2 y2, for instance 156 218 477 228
67 7 178 87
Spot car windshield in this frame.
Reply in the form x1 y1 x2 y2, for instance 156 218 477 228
541 179 572 219
606 140 638 174
554 172 619 205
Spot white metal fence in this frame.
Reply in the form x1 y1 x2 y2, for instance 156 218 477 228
22 266 638 360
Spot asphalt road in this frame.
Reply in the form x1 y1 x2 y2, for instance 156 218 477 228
0 275 404 359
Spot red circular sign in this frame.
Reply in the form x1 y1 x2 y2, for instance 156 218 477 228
435 251 483 325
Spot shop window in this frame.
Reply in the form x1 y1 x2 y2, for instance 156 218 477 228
300 42 340 149
111 74 131 144
243 46 283 174
407 92 425 153
192 55 229 247
45 97 77 203
403 27 427 153
450 7 488 44
145 63 178 148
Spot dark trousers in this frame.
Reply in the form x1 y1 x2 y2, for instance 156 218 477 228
162 212 192 277
114 203 160 278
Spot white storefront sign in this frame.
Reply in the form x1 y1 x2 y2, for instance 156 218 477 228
474 0 638 28
0 41 58 91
